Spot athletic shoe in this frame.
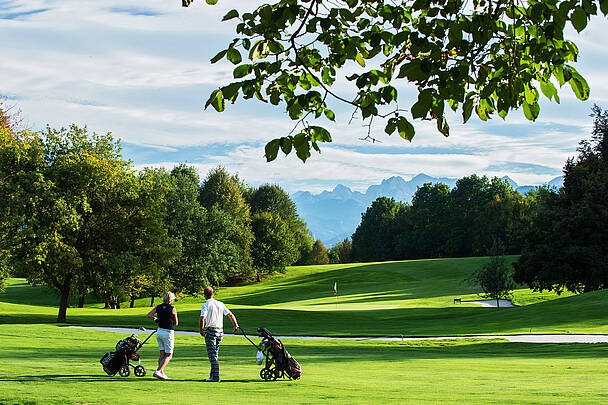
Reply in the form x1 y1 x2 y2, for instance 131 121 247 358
160 372 170 380
153 371 163 380
204 377 220 382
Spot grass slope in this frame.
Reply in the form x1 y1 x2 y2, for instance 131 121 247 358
1 257 604 336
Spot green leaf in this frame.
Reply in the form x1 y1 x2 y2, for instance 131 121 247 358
569 77 590 100
280 138 292 155
436 116 449 137
570 7 588 32
462 99 474 123
205 89 225 112
411 90 433 119
540 80 557 100
385 118 397 135
396 117 415 141
524 85 539 104
226 48 242 65
210 50 227 64
293 133 311 162
265 139 280 162
355 53 366 67
601 0 608 15
205 0 218 4
324 109 335 121
233 64 251 79
310 126 332 143
222 9 239 21
522 101 540 121
221 83 240 101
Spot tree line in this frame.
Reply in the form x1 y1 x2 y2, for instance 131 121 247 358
349 106 608 296
0 111 324 321
350 175 533 262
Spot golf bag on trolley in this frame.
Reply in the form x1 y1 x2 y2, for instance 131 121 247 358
242 327 302 381
100 331 155 377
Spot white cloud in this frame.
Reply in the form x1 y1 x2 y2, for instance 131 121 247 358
2 0 607 193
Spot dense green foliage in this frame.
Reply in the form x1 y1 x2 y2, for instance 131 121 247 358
0 125 176 321
466 250 516 308
186 0 600 161
352 196 405 261
514 106 608 293
246 184 313 274
163 165 207 295
199 167 255 281
329 237 353 264
1 124 311 320
306 239 330 264
351 175 530 262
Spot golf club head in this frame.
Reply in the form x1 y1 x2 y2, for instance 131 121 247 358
138 327 147 332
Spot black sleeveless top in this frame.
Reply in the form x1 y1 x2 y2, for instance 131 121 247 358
156 303 174 330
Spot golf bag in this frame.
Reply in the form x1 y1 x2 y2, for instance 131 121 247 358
100 331 155 377
242 327 302 381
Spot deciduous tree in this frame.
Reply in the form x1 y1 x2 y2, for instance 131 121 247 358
185 0 598 161
199 166 254 280
514 106 608 293
467 247 516 308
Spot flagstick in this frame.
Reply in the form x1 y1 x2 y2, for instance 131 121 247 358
335 293 338 310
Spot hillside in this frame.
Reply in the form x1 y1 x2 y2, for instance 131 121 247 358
2 257 605 337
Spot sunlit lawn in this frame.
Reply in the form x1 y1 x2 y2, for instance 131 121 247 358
1 324 607 404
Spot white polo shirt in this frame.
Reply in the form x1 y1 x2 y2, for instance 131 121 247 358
200 298 230 329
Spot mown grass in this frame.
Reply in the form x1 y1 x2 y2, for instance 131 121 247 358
1 324 607 405
1 257 604 336
2 257 608 404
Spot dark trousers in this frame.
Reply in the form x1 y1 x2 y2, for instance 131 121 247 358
204 328 223 380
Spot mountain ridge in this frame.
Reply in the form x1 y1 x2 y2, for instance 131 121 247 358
292 174 563 247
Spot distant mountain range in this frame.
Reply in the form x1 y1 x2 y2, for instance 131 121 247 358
292 174 564 247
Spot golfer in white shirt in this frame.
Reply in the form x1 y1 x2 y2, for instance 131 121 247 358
199 286 239 382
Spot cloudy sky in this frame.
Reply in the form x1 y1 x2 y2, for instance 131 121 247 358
2 1 608 193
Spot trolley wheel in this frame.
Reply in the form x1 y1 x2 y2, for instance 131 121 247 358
260 368 274 381
134 365 146 377
119 365 130 377
271 368 279 381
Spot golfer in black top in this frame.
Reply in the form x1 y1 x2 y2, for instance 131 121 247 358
146 291 178 380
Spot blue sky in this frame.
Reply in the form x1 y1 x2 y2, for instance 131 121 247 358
2 0 608 193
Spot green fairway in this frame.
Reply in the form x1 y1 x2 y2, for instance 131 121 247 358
1 257 604 336
2 257 608 404
1 324 607 404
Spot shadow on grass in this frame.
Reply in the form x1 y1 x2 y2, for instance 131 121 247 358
2 296 606 337
6 337 608 364
223 261 483 307
0 374 261 383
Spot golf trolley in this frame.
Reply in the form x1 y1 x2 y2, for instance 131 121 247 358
240 327 302 381
100 330 156 378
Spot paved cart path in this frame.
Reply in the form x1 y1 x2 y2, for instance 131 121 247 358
66 326 608 344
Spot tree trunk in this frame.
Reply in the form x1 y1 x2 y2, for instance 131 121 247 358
78 293 85 308
130 296 135 308
150 296 155 307
57 283 71 322
496 298 500 309
104 301 111 309
115 296 121 309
